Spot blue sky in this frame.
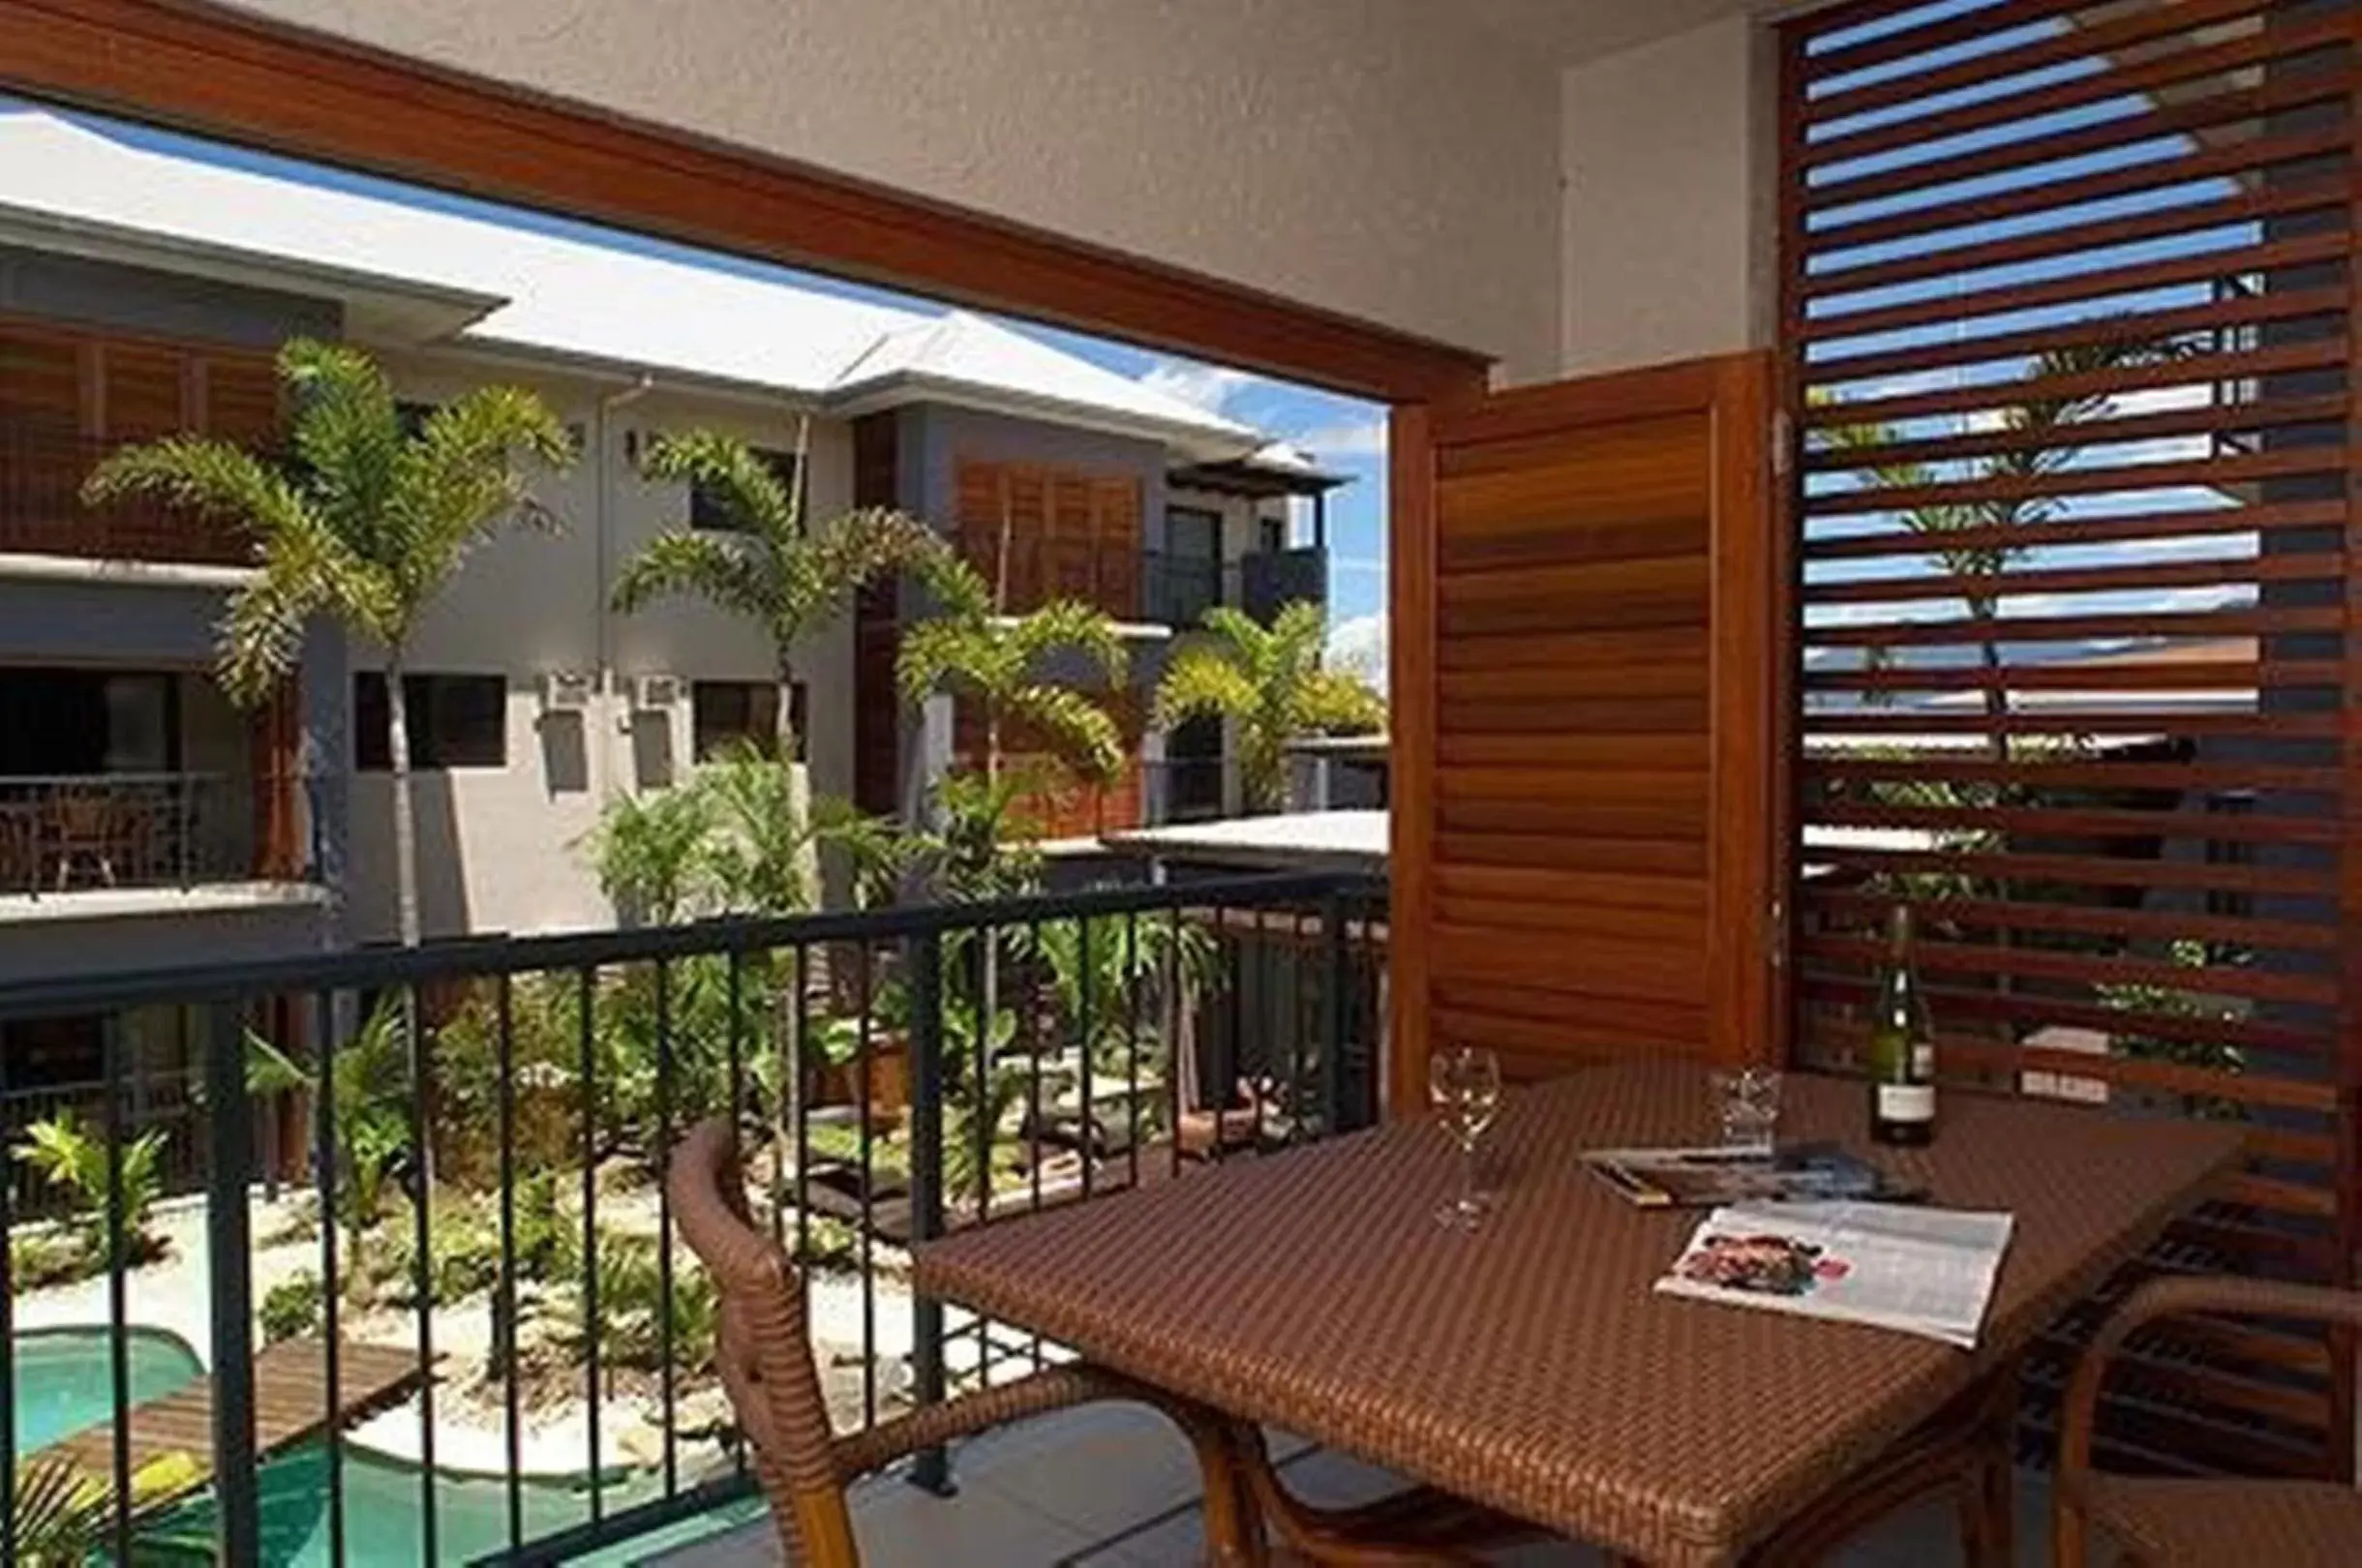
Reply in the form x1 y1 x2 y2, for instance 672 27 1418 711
47 101 1392 678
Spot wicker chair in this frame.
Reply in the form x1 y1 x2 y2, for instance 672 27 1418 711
669 1117 1180 1564
2055 1276 2362 1568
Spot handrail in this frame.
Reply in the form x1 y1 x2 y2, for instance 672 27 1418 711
0 869 1383 1018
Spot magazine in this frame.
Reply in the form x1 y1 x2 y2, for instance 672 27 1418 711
1653 1201 2014 1348
1583 1142 1923 1209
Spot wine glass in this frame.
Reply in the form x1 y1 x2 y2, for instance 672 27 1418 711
1429 1045 1502 1229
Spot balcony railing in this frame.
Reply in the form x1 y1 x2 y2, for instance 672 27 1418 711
1146 551 1223 628
0 422 250 567
0 870 1387 1563
1240 545 1328 623
0 773 259 894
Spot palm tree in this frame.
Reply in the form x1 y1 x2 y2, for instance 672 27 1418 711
1154 600 1384 814
82 338 573 946
896 552 1133 799
1817 335 2192 757
610 426 946 764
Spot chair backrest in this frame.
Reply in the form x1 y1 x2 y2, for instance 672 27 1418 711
668 1117 858 1565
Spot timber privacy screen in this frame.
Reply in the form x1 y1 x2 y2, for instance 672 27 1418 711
1780 0 2360 1478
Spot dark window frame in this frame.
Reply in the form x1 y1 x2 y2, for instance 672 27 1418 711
692 678 808 761
353 672 507 770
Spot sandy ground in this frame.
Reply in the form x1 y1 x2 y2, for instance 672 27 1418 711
14 1184 921 1478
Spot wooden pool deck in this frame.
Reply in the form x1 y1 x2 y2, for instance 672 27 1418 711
36 1336 424 1510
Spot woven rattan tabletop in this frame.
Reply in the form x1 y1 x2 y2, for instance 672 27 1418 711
914 1057 2242 1566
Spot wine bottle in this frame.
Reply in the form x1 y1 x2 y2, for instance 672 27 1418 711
1867 904 1936 1147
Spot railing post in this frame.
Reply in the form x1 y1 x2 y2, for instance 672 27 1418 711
205 998 261 1565
905 928 954 1495
1321 887 1352 1135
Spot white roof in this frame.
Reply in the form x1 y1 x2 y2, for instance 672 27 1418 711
0 103 1263 456
831 311 1254 448
1101 809 1388 870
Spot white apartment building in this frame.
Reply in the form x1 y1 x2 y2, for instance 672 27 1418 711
0 101 1348 1012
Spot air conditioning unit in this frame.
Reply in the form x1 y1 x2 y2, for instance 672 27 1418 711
538 670 595 714
630 673 685 711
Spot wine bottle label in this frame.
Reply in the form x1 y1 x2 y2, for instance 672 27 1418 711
1877 1084 1936 1123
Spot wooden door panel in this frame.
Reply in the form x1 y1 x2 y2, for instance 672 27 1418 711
1394 351 1783 1101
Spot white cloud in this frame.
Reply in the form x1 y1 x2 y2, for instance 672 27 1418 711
1287 415 1388 460
1327 612 1388 695
1140 358 1260 417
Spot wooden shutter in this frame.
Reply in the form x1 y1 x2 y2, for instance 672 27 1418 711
0 320 81 430
954 456 1142 619
198 348 282 442
96 339 190 438
1780 0 2361 1480
1393 353 1784 1101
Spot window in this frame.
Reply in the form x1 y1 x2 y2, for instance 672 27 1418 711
1161 506 1222 625
1257 514 1287 555
354 673 506 769
693 679 807 760
691 445 800 531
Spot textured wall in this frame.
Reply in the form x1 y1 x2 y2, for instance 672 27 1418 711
223 0 1563 380
1560 15 1776 376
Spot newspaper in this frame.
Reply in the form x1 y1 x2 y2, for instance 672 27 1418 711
1654 1201 2014 1349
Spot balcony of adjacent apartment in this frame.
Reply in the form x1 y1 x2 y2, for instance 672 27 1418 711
0 421 257 576
0 666 315 926
958 535 1330 632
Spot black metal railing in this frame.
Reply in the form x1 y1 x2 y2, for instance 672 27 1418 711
1239 546 1327 624
1144 552 1222 628
0 773 259 893
0 870 1386 1565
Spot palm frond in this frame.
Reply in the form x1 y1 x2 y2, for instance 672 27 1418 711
611 530 774 620
897 615 1003 705
1265 600 1329 668
1297 668 1386 735
277 337 407 553
80 437 300 547
916 550 996 620
388 386 573 596
777 506 949 640
1005 683 1125 784
1151 644 1259 729
636 431 798 539
219 502 393 704
1009 598 1129 685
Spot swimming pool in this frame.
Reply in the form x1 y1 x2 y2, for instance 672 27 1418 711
144 1445 760 1567
11 1325 208 1453
11 1327 755 1565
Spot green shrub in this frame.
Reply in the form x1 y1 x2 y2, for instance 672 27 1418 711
260 1271 324 1344
12 1110 169 1264
9 1230 92 1291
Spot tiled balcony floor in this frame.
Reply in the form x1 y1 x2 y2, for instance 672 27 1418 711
646 1403 2086 1567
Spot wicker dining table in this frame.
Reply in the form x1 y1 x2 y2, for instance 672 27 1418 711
913 1056 2246 1567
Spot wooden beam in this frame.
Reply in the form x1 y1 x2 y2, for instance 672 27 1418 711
0 0 1492 405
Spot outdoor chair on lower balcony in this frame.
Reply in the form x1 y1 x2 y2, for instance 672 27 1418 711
670 1116 1170 1564
2055 1276 2362 1568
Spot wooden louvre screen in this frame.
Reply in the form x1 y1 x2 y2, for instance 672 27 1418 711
1779 0 2361 1480
953 457 1143 620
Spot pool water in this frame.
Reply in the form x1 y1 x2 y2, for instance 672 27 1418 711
146 1445 765 1567
12 1328 758 1565
11 1326 207 1453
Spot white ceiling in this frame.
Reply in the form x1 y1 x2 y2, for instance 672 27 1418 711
1457 0 1810 68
